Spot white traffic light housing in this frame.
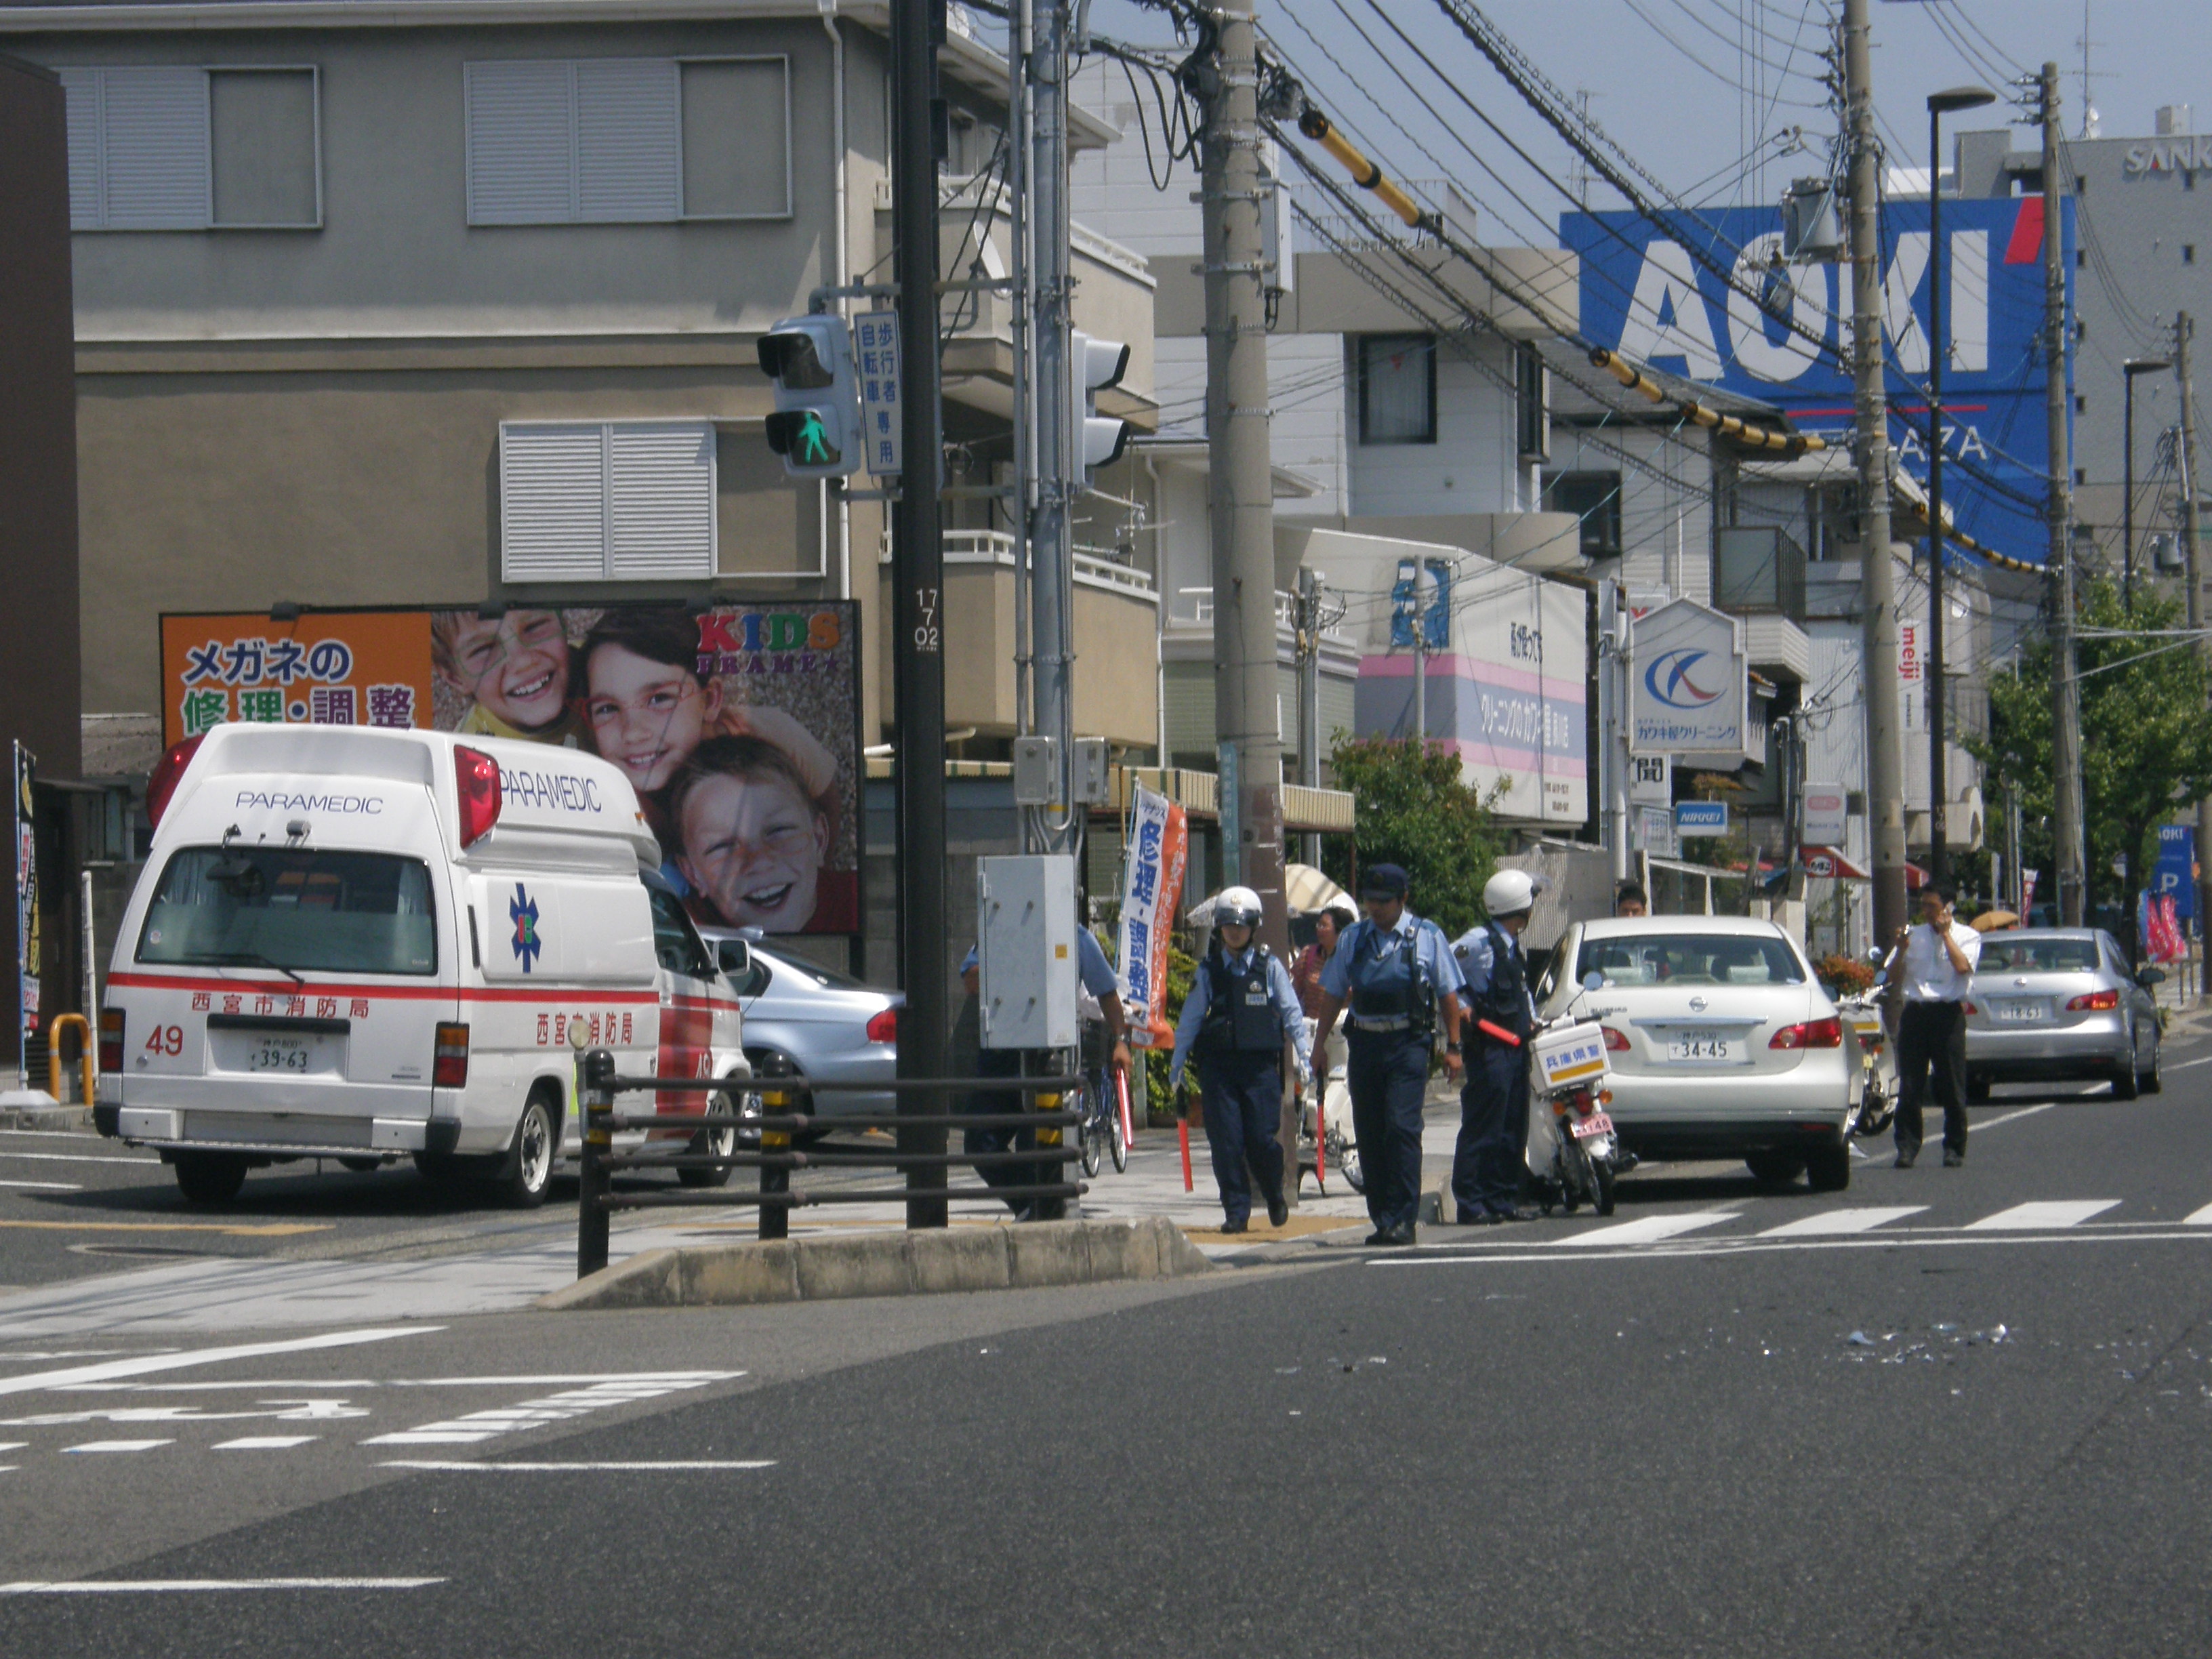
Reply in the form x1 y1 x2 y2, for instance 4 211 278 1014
757 315 863 478
1070 329 1133 472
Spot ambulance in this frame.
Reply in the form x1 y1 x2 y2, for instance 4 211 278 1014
95 724 748 1206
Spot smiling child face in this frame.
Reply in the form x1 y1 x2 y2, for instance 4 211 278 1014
676 770 830 932
585 643 722 794
441 611 571 733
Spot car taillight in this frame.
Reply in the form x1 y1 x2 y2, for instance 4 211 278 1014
99 1009 124 1073
146 735 205 829
1771 1017 1843 1050
1963 1001 1979 1015
454 745 502 847
2068 989 2120 1011
432 1022 470 1088
865 1007 898 1044
1600 1024 1630 1051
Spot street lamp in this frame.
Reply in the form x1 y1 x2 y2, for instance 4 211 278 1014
1924 83 1996 886
2123 353 2173 610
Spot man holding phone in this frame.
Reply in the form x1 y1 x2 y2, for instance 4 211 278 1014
1882 880 1982 1168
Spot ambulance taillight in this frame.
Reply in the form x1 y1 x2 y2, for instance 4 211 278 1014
432 1023 471 1088
98 1009 125 1073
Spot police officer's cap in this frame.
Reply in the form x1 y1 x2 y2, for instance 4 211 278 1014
1359 863 1410 899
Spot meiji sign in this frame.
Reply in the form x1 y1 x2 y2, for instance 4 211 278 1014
1630 598 1747 754
1898 621 1923 683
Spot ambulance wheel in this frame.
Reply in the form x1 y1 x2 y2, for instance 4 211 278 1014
174 1151 248 1206
497 1091 558 1208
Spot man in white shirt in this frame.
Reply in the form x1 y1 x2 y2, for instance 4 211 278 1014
1881 880 1982 1168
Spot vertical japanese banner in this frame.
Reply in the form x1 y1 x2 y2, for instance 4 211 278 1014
14 743 37 1088
160 612 435 747
1115 784 1189 1048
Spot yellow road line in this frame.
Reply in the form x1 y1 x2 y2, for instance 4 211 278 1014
0 1222 331 1237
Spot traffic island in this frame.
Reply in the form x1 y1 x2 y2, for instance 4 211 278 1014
537 1216 1213 1311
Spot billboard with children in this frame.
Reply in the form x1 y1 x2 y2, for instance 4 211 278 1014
159 602 864 938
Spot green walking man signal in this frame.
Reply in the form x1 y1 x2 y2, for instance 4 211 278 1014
758 314 863 479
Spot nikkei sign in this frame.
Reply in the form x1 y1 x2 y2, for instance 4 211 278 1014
1629 598 1746 755
1561 197 2071 567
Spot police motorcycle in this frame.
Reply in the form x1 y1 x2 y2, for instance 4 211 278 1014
1521 972 1623 1216
1839 945 1899 1139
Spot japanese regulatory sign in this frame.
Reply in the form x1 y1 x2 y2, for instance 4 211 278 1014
855 310 903 477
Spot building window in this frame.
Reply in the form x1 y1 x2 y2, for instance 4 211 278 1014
2075 394 2087 413
2076 466 2088 485
60 65 320 230
1357 335 1436 445
465 56 791 226
2188 245 2198 265
499 421 718 582
2076 249 2086 268
1542 470 1622 560
1515 342 1549 462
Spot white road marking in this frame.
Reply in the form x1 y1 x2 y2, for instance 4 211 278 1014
1969 1103 2059 1132
361 1374 739 1447
1376 1227 2212 1267
0 1151 159 1166
71 1380 376 1392
1965 1200 2121 1231
4 1400 368 1427
63 1439 173 1453
1759 1206 1927 1237
0 1441 24 1452
1561 1211 1739 1246
379 1459 776 1472
0 1578 445 1594
0 1327 439 1399
2165 1054 2212 1072
2183 1203 2212 1226
0 1180 81 1191
213 1437 320 1450
389 1373 741 1387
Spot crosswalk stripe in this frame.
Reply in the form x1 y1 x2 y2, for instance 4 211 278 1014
63 1439 172 1454
1758 1206 1927 1237
213 1437 319 1451
1561 1211 1739 1246
1965 1200 2120 1231
2184 1203 2212 1226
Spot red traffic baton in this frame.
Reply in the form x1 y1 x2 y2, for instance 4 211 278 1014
1115 1069 1136 1158
1475 1018 1523 1047
1178 1115 1193 1192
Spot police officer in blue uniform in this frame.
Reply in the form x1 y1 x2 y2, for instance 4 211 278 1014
1450 868 1540 1224
1308 865 1464 1246
1169 886 1309 1233
960 931 1130 1218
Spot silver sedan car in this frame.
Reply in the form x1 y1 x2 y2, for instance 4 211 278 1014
1965 928 2165 1100
697 927 899 1122
1538 916 1856 1191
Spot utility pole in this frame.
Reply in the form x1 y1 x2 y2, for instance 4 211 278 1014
1844 0 1908 945
2041 61 2088 926
2179 313 2209 963
890 0 947 1227
1412 563 1428 750
1199 0 1289 952
1295 567 1322 867
1028 0 1077 857
1600 579 1630 882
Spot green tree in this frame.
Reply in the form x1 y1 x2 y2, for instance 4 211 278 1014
1322 735 1507 937
1972 579 2212 945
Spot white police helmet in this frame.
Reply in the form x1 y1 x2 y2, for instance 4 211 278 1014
1483 868 1537 918
1214 886 1263 929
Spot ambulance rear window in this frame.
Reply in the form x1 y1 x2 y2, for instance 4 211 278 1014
137 847 438 976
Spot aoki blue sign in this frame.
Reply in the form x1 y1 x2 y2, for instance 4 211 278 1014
2154 823 2196 924
1562 197 2072 566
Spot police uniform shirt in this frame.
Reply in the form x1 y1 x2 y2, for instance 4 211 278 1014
1452 924 1538 1026
961 930 1120 999
1318 910 1465 1024
1168 945 1310 1091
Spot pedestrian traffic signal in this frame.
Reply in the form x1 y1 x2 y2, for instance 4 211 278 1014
1071 329 1133 472
757 316 862 478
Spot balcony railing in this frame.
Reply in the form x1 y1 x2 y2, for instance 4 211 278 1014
877 529 1158 602
1173 586 1353 647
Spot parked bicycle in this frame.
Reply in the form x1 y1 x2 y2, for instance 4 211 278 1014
1073 1062 1130 1178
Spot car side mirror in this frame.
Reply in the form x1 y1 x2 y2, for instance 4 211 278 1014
1581 970 1605 991
2137 966 2167 987
720 939 752 979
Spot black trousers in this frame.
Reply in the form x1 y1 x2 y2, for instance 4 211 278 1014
1345 1029 1429 1231
1195 1047 1286 1223
966 1044 1042 1214
1895 998 1969 1158
1452 1037 1531 1217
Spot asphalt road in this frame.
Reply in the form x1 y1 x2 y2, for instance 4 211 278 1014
5 1033 2212 1654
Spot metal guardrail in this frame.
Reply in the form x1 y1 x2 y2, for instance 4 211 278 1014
573 1049 1088 1277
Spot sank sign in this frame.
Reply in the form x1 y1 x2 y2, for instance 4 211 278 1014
1563 198 2072 565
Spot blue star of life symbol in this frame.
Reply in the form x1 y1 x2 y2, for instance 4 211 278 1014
510 882 542 973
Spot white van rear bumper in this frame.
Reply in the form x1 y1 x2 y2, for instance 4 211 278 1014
106 1106 458 1159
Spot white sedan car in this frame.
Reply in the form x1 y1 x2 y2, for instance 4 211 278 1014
1536 916 1856 1191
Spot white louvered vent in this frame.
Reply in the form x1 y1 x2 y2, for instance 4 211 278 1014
608 422 716 579
575 58 680 222
501 424 610 583
466 59 575 224
500 421 715 582
99 66 211 229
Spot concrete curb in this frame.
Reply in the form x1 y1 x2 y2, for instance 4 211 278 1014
535 1216 1214 1312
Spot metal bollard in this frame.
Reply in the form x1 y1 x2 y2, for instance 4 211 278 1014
577 1047 615 1277
758 1060 791 1243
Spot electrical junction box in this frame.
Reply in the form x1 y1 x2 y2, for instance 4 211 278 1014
1011 737 1057 807
978 854 1078 1050
1071 737 1110 804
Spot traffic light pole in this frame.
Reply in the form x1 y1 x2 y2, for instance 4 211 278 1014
1027 0 1078 856
890 0 948 1227
2178 314 2209 965
2040 61 2087 926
